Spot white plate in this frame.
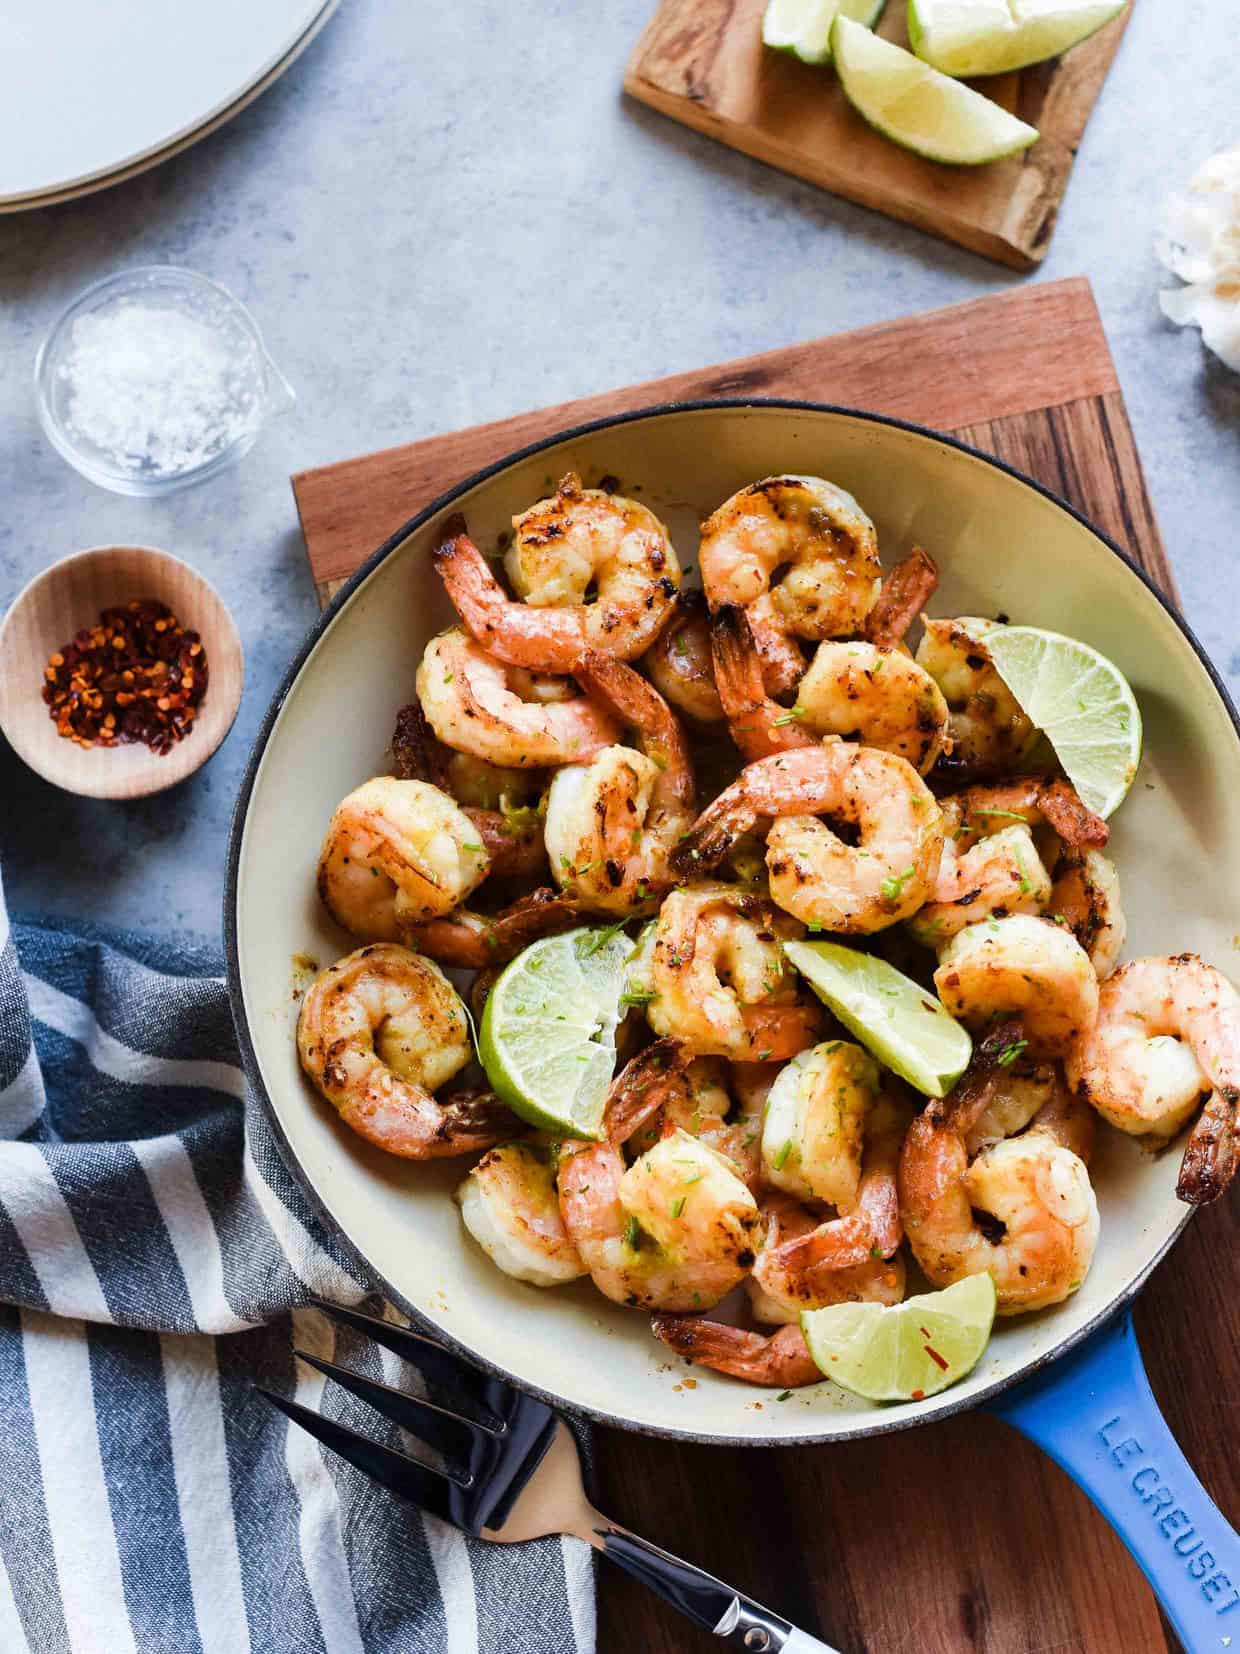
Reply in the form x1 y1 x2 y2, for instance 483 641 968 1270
1 0 335 207
228 403 1240 1443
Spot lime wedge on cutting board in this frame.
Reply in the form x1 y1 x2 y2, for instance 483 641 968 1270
831 15 1038 164
983 625 1142 818
478 928 633 1138
762 0 886 64
907 0 1125 79
802 1273 997 1400
782 939 971 1097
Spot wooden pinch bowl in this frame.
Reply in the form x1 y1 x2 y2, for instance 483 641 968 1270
0 544 243 799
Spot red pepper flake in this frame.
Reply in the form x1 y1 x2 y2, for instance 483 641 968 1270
923 1344 949 1372
40 598 209 756
911 1388 925 1400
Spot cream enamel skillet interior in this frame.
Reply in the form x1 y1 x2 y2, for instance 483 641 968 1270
226 401 1240 1445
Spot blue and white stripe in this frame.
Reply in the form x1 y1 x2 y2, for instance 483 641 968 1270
0 873 596 1653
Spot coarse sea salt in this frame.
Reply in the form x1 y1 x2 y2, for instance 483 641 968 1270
58 297 265 478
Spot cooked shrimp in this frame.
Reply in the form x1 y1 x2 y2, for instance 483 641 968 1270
864 546 939 649
964 1048 1067 1158
1049 849 1126 980
934 914 1099 1059
791 640 948 773
630 884 824 1061
317 777 492 940
899 1025 1100 1313
738 593 808 700
746 1192 906 1326
390 701 547 881
1065 955 1240 1204
908 778 1108 948
699 476 881 651
297 944 513 1158
559 1119 759 1312
416 628 621 768
650 1316 822 1388
456 1141 586 1286
627 1057 771 1191
711 604 947 771
401 886 581 968
943 777 1109 856
433 478 680 671
757 1091 909 1300
544 653 695 915
907 824 1053 950
709 605 817 763
760 1039 880 1209
673 744 944 933
651 1175 906 1389
916 617 1039 781
640 588 723 724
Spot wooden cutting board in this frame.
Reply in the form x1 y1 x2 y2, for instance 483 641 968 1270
292 277 1236 1651
623 0 1134 269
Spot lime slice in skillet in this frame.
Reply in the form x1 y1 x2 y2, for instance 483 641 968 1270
831 15 1039 164
907 0 1125 79
762 0 886 65
984 625 1142 818
802 1273 997 1401
478 927 633 1139
782 939 971 1098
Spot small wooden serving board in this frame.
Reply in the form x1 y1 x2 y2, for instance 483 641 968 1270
292 278 1236 1651
623 0 1133 269
293 277 1170 605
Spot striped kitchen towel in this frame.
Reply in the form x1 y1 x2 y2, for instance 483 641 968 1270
0 872 595 1654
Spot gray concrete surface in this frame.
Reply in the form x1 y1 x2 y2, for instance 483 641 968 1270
2 0 1237 942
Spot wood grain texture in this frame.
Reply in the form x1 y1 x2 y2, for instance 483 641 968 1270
288 279 1228 1651
295 278 1119 599
623 0 1133 269
593 1199 1238 1654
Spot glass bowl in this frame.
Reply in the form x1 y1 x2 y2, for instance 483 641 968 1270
34 266 294 496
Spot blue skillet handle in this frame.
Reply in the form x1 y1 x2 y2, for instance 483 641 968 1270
988 1309 1240 1650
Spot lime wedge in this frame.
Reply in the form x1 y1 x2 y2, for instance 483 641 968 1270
908 0 1125 78
762 0 886 64
478 928 633 1138
802 1273 997 1400
831 15 1038 164
782 939 971 1097
983 626 1142 818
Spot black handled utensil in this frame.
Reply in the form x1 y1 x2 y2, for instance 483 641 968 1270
257 1298 838 1653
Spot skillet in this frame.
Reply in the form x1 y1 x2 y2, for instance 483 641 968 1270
226 401 1240 1644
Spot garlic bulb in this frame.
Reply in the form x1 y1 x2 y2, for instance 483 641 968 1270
1156 144 1240 372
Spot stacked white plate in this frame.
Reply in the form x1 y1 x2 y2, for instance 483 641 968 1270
0 0 340 213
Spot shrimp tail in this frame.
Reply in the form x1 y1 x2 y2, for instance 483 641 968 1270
572 651 695 810
1177 1087 1239 1205
1037 779 1110 849
402 887 583 967
606 1037 694 1146
391 699 450 788
765 1215 876 1276
468 811 547 879
650 1315 822 1387
433 1089 522 1154
434 516 582 672
937 1019 1029 1133
335 1082 516 1160
668 780 752 877
865 545 938 648
741 596 808 700
711 605 814 763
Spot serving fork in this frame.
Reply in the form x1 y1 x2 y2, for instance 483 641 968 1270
258 1297 837 1653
